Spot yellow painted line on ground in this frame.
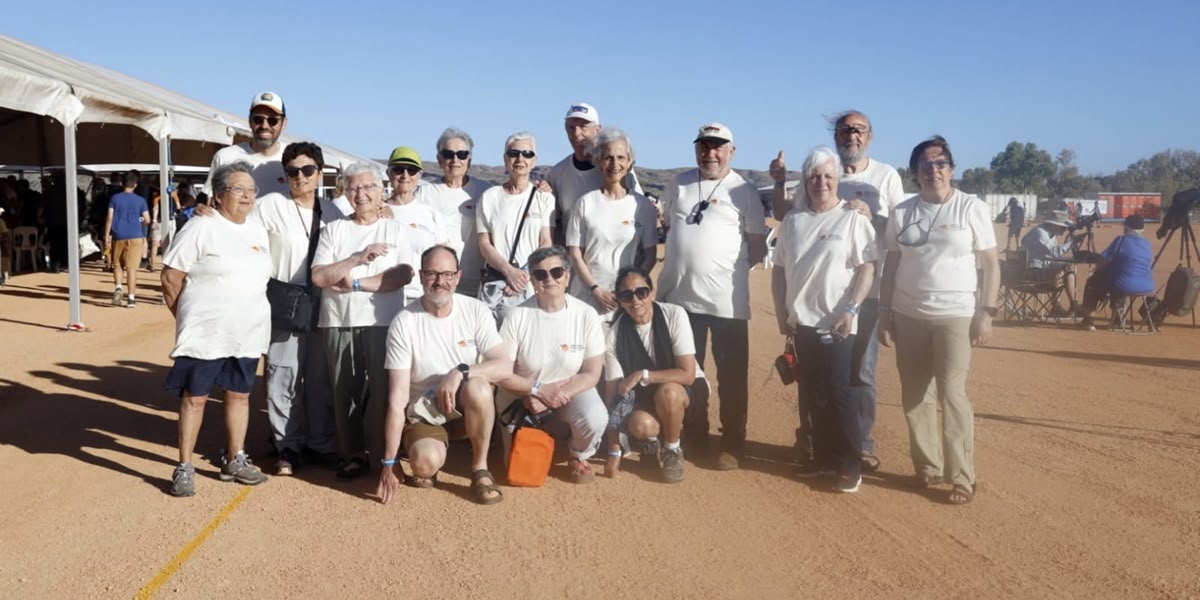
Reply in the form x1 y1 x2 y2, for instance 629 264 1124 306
134 487 253 600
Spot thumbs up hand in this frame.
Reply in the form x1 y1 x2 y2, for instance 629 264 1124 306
769 150 787 183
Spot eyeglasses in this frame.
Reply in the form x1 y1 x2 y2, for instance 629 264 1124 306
896 201 945 247
439 150 471 161
419 269 460 280
918 160 952 171
505 149 536 159
835 124 871 136
250 115 282 127
615 286 651 302
284 164 321 178
389 165 421 177
223 185 258 198
531 266 566 281
686 200 711 225
347 183 381 195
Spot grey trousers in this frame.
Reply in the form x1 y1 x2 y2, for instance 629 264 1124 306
266 328 337 454
322 326 390 464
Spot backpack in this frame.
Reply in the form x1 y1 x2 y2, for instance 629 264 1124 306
1161 265 1200 317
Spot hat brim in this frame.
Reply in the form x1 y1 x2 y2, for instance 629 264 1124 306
388 159 422 170
250 104 284 115
694 136 732 144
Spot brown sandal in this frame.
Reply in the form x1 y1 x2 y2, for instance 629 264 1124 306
948 483 975 505
405 473 437 489
470 469 503 505
569 458 595 484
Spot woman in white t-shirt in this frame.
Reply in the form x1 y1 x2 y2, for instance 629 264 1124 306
476 132 554 324
383 146 448 302
878 136 1000 506
160 161 272 497
770 147 876 494
566 128 658 320
498 246 607 484
415 128 490 297
602 266 710 483
311 163 415 481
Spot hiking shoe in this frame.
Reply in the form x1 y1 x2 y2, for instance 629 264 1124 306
220 451 267 485
170 463 195 497
660 447 685 483
126 297 136 308
834 474 862 494
640 438 661 464
794 461 836 479
714 451 740 471
275 448 301 476
112 288 124 306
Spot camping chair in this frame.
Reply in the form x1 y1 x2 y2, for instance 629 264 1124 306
1112 294 1158 335
11 226 40 274
1000 250 1068 323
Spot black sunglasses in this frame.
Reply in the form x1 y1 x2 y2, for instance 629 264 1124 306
250 115 282 127
389 165 421 176
531 266 566 281
616 286 651 302
505 149 536 159
686 201 712 225
439 150 471 160
284 164 321 178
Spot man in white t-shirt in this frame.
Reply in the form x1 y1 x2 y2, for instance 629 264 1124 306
769 110 905 471
657 123 768 470
544 102 641 244
204 91 290 198
376 246 512 506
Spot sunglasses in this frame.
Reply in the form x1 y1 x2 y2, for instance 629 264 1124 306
896 201 945 247
531 266 566 281
284 164 321 178
250 115 282 127
439 150 471 160
505 149 536 159
389 165 421 176
918 159 952 171
419 269 460 280
835 124 870 136
616 286 651 302
686 200 711 225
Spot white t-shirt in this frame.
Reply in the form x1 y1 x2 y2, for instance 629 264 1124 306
252 193 346 284
545 155 643 231
499 296 605 385
773 201 876 334
384 295 504 402
565 189 658 309
884 189 996 318
475 184 555 270
387 201 449 300
312 218 413 328
415 178 490 294
603 302 706 381
837 159 907 299
657 169 768 320
163 213 272 359
204 142 288 198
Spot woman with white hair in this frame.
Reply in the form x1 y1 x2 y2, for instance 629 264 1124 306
476 132 554 323
311 162 414 480
565 128 658 320
416 128 490 297
770 146 876 494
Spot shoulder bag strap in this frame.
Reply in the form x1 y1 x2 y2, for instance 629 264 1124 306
506 185 538 267
304 200 323 290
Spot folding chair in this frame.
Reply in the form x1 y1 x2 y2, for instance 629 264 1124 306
1000 250 1068 323
11 226 40 273
1112 294 1158 335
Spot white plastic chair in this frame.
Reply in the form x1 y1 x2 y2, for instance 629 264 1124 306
12 226 39 273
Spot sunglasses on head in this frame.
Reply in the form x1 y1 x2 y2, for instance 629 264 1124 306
531 266 566 281
505 149 536 159
439 150 471 160
616 286 651 302
284 164 321 178
250 115 281 127
389 165 421 176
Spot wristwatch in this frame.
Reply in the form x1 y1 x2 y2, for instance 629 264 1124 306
455 363 470 380
639 369 650 387
977 306 998 318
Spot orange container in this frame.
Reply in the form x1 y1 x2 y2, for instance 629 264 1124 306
507 426 555 487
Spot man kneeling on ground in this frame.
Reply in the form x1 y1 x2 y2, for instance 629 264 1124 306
376 245 512 505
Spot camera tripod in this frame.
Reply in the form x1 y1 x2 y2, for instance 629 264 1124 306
1152 218 1199 326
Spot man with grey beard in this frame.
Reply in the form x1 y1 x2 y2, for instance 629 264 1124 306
204 91 290 198
770 110 903 472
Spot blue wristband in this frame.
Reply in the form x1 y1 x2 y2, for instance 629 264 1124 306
352 278 362 292
380 458 397 467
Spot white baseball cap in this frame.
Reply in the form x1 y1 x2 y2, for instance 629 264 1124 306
564 102 599 124
694 122 733 144
250 91 286 115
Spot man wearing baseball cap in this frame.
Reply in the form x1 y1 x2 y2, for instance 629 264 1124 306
656 122 768 470
204 91 290 198
544 102 641 243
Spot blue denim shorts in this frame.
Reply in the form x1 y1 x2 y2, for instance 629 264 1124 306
164 356 260 397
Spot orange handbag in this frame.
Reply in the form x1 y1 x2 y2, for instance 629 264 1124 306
507 425 555 487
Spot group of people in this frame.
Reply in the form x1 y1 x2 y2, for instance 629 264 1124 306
157 90 1026 507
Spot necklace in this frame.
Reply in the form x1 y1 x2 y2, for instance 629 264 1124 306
697 171 730 206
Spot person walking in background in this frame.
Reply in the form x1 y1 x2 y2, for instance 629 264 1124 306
1006 197 1026 251
104 172 150 308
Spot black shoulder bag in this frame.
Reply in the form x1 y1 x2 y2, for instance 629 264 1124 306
266 200 323 332
481 186 538 283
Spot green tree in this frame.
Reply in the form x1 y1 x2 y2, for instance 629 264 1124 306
895 167 918 194
1105 149 1200 207
959 167 994 195
1045 149 1101 200
989 141 1055 194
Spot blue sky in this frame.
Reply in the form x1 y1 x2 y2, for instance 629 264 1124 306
5 0 1198 175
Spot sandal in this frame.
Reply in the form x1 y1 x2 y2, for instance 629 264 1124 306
470 469 504 505
948 483 975 505
910 473 944 489
405 473 437 489
336 456 368 481
569 458 595 484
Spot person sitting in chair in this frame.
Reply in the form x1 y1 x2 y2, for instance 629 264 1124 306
1079 215 1155 331
1020 219 1081 316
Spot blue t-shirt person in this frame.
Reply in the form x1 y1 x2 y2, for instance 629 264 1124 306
109 192 149 241
1102 233 1154 295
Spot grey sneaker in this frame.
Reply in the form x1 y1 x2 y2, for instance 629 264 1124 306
126 297 136 308
659 447 685 483
170 463 195 497
220 451 267 485
640 438 661 465
112 287 124 306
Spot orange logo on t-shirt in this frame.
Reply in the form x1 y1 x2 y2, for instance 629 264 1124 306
457 340 467 348
560 344 569 351
409 223 417 229
622 220 631 225
251 245 265 252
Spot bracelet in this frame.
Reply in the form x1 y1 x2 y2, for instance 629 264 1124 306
352 278 362 292
589 283 599 292
846 301 860 316
607 449 622 457
380 458 398 467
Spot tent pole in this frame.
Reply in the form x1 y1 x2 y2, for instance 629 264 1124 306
64 120 83 330
158 136 170 253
